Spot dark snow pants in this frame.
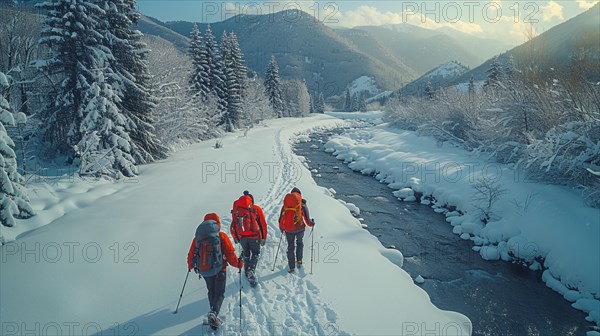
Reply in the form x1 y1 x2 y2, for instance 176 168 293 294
240 237 261 275
285 230 305 270
203 270 226 315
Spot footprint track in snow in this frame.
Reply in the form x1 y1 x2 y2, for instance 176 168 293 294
216 128 346 335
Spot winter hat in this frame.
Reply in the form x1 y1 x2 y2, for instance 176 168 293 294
291 187 301 195
243 190 254 203
204 213 221 228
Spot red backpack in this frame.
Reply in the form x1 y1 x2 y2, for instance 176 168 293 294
281 193 304 230
232 196 259 237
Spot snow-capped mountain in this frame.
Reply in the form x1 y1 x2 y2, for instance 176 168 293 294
452 3 600 85
348 76 381 96
395 61 469 98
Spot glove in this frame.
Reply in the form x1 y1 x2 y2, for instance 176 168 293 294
260 239 266 246
234 238 239 244
237 258 244 269
311 219 316 226
281 229 285 234
192 256 199 274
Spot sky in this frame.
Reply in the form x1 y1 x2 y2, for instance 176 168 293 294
137 1 598 46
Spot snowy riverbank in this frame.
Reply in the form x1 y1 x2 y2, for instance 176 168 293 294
323 118 600 329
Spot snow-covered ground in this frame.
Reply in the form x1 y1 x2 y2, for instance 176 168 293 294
0 116 471 335
324 117 600 328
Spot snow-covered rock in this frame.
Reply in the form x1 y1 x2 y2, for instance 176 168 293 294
393 188 414 199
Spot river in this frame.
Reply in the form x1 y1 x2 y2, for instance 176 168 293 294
294 127 592 336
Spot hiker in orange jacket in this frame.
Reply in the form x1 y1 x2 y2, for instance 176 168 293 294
230 191 268 285
278 187 315 272
187 213 242 328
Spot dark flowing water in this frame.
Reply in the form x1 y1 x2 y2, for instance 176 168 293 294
294 129 592 336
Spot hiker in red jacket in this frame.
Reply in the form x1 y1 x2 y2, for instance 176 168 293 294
187 213 242 329
230 191 268 286
279 187 315 272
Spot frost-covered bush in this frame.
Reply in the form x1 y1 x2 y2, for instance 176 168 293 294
525 121 600 206
384 58 600 206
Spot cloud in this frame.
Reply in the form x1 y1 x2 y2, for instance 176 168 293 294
576 0 599 9
542 1 564 21
337 5 483 34
338 5 404 27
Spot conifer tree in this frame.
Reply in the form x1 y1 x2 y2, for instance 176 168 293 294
344 88 352 111
264 55 284 117
37 0 138 177
105 0 167 163
188 23 204 96
0 72 33 227
220 33 242 132
485 56 503 88
425 81 435 100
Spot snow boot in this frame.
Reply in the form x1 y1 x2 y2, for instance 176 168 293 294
247 270 257 287
208 311 221 330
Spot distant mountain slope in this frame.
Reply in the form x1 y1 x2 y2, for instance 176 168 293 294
163 10 417 96
135 15 190 51
397 61 470 97
453 3 600 84
334 27 415 80
350 24 512 74
434 26 514 61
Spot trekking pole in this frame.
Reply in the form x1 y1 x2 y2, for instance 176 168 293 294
238 253 243 334
174 270 190 314
310 227 315 275
271 233 284 271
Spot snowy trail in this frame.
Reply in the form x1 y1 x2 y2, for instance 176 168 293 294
196 126 348 335
1 116 471 336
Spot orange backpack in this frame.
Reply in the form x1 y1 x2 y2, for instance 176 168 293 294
281 193 304 230
232 196 259 237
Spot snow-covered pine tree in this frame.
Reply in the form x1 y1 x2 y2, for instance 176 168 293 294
425 81 435 100
264 55 285 117
36 0 103 155
76 72 138 177
220 32 242 132
104 0 167 163
228 32 247 98
0 72 33 227
206 26 227 113
358 94 367 111
485 56 503 88
188 23 204 96
316 92 325 113
191 24 211 100
351 93 359 112
344 88 352 111
37 0 138 177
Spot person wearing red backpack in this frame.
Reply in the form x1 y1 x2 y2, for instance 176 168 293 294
187 213 243 330
230 191 268 287
278 187 315 273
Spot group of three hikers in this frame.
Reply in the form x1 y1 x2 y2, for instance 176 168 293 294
185 187 315 330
